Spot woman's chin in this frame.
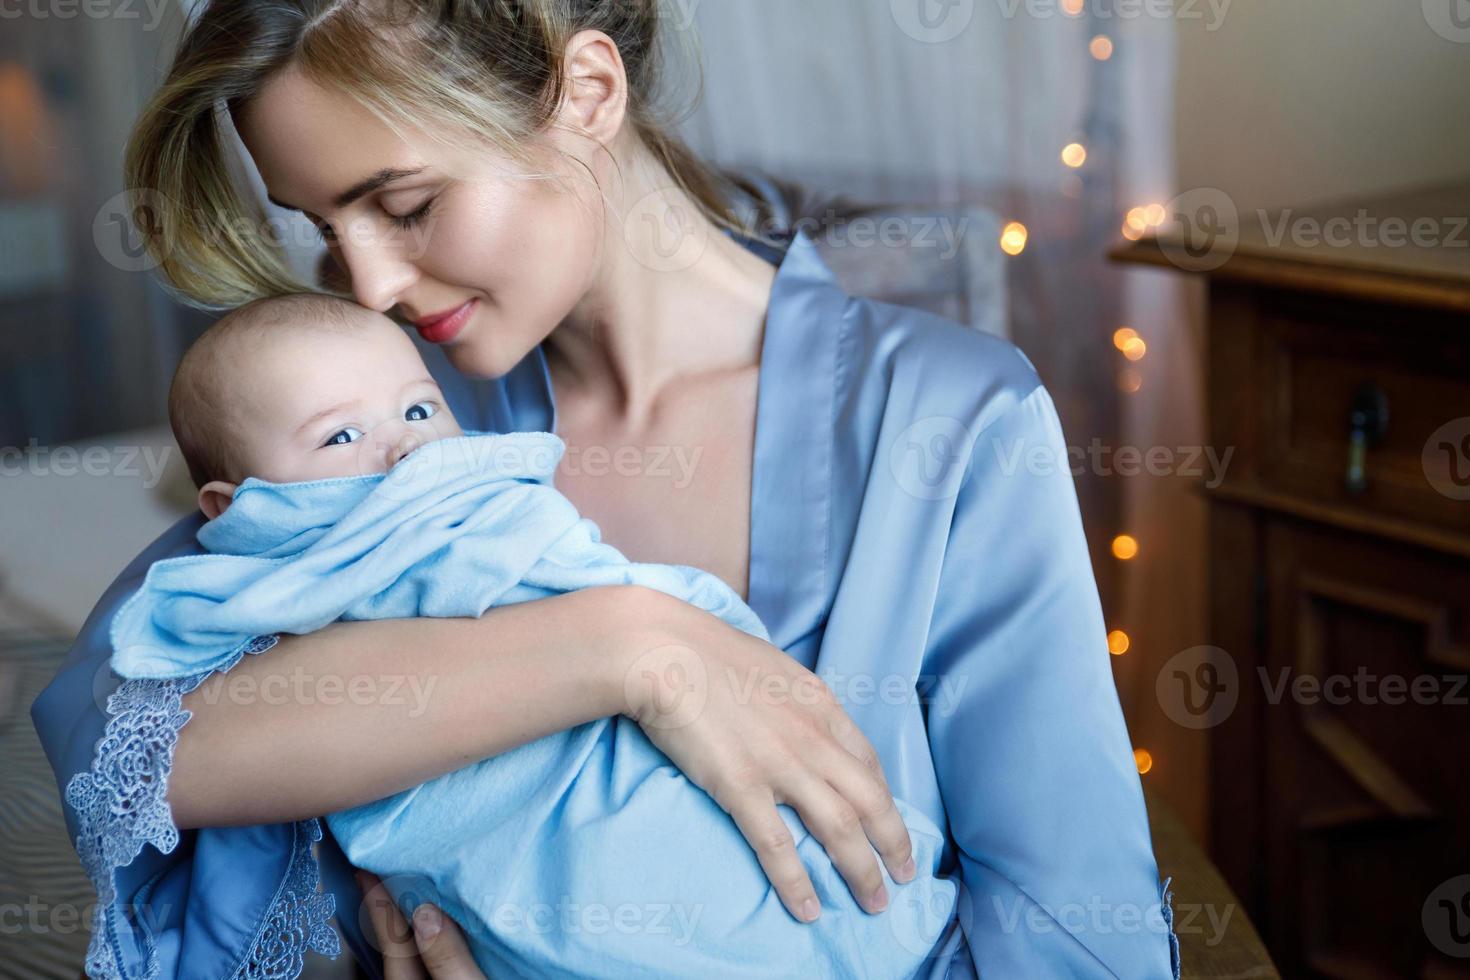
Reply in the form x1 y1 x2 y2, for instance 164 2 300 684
443 336 535 381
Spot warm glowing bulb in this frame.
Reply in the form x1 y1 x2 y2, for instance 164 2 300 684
1089 35 1114 60
1119 369 1143 393
1112 327 1139 351
1000 221 1029 256
1134 749 1154 775
1125 207 1149 233
1061 0 1084 14
1121 223 1143 242
1107 630 1130 655
1061 143 1087 169
1111 534 1139 560
1145 203 1167 226
1122 337 1148 361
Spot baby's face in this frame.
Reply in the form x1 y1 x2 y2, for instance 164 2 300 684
225 309 464 485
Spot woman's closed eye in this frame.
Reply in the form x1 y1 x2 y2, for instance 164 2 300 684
305 214 337 245
387 196 435 231
405 401 438 422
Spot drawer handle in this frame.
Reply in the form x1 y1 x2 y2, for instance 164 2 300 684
1346 383 1390 495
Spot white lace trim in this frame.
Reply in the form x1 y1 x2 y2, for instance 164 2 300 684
66 635 340 979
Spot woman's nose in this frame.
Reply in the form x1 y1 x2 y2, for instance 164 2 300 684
336 222 419 314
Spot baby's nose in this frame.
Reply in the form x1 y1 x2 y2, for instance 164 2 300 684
384 431 424 468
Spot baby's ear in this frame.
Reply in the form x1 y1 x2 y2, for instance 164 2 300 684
197 481 239 520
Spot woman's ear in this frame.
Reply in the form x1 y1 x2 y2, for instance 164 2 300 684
559 29 629 146
198 481 239 520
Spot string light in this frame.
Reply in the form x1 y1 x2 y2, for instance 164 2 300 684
1062 0 1085 15
1107 630 1130 655
1118 369 1143 393
1121 203 1169 242
999 221 1029 256
1122 336 1148 361
1089 35 1114 61
1111 534 1139 560
1061 142 1087 169
1112 327 1139 351
1134 749 1154 775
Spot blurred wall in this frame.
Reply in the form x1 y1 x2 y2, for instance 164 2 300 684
1177 0 1470 209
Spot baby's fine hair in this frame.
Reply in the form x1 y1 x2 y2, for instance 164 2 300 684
169 293 362 490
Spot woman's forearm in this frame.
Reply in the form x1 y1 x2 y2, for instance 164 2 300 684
168 585 661 828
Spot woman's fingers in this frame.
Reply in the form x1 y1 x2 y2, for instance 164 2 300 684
411 904 486 979
723 788 823 923
775 773 891 914
357 870 487 979
819 747 918 886
358 872 430 980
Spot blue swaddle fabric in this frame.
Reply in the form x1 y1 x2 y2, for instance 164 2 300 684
110 432 764 680
109 430 957 979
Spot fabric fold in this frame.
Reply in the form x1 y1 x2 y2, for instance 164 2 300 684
111 431 764 682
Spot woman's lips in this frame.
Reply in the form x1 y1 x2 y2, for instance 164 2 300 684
413 299 477 344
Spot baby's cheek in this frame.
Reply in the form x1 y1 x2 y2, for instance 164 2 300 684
436 412 466 439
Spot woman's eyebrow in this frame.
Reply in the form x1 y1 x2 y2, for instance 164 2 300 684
333 167 427 208
266 167 428 213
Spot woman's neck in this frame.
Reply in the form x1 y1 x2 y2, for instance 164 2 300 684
544 175 777 430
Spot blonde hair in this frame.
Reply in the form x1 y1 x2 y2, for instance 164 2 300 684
126 0 758 309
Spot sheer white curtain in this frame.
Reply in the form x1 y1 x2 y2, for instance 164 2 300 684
675 0 1207 834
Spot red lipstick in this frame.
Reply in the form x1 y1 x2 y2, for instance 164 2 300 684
413 299 477 344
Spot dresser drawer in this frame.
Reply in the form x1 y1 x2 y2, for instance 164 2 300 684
1251 294 1470 535
1261 521 1470 978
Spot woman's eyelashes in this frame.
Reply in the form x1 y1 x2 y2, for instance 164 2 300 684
306 195 434 244
388 195 436 230
302 211 337 244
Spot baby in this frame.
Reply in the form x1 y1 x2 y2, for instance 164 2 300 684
112 294 956 979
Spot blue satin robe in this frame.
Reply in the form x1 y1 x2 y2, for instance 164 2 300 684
32 230 1178 979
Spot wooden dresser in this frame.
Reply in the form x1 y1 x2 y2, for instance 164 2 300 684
1115 182 1470 979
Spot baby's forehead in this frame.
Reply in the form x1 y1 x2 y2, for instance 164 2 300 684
208 300 395 393
225 295 383 335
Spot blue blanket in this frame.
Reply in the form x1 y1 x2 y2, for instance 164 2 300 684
110 432 955 979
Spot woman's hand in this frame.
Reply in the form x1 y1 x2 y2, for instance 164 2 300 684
618 591 918 924
358 871 486 979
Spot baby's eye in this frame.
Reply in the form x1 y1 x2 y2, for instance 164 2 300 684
405 401 438 422
323 427 364 447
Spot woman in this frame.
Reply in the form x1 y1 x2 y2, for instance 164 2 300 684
33 1 1179 978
